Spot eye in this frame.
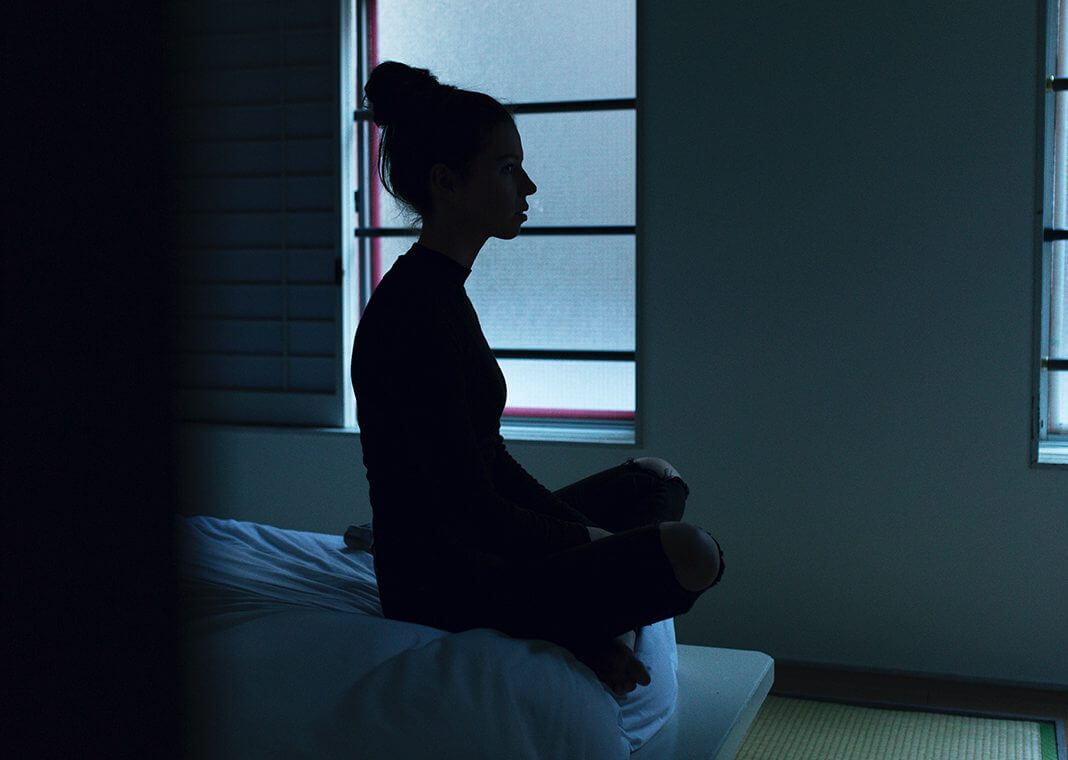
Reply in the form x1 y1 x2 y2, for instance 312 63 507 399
503 164 517 174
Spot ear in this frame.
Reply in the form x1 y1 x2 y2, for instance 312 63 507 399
428 163 458 196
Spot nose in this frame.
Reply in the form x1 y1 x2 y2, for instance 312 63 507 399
523 168 537 196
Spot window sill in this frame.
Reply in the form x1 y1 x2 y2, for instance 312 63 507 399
330 419 634 444
1037 439 1068 465
337 418 635 445
499 416 635 445
181 418 635 446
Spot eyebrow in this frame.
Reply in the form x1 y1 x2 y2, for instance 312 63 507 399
496 153 523 161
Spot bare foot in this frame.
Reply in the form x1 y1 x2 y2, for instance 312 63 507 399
573 637 651 696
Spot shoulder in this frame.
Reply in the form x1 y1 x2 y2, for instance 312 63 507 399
359 281 462 348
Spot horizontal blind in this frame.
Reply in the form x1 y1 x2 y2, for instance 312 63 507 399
169 0 343 426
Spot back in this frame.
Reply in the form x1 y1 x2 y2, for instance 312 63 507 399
351 243 591 618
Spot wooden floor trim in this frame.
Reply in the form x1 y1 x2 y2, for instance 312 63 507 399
770 662 1068 727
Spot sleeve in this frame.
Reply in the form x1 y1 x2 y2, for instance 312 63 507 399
389 307 591 559
486 434 598 528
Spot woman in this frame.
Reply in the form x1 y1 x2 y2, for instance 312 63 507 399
351 61 724 697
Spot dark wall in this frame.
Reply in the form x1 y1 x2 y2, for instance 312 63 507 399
7 4 181 757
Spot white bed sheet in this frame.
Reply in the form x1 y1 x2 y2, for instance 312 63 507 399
179 515 682 759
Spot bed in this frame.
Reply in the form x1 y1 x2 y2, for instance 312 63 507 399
178 515 774 759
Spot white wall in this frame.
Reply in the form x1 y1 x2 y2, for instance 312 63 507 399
179 0 1068 689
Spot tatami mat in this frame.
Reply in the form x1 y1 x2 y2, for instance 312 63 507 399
735 696 1058 760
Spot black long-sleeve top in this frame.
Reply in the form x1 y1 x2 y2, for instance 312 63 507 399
351 242 594 590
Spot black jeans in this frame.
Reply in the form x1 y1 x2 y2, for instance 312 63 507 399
382 458 718 653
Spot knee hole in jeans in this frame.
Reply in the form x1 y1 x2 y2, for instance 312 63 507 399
627 457 690 500
628 456 680 480
658 522 721 593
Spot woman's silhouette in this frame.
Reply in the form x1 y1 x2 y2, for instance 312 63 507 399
351 61 724 697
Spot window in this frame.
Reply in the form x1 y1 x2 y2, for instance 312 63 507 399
168 0 635 440
347 0 638 444
1038 0 1068 464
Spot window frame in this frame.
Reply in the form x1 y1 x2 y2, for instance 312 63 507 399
344 0 639 445
1034 0 1068 465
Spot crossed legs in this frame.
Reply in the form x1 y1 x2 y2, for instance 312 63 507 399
658 521 724 593
627 456 724 594
394 456 726 696
578 457 724 695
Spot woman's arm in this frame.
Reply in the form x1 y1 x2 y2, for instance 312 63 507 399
377 310 590 559
487 433 598 527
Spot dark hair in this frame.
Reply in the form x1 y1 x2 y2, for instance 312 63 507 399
363 61 517 226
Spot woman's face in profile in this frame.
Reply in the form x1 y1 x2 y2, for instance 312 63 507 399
457 122 538 241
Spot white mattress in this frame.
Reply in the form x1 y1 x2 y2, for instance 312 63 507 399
633 646 775 760
178 515 773 759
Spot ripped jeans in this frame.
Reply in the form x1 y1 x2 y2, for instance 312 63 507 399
379 457 722 652
553 456 691 531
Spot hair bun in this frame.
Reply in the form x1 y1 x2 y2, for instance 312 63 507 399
364 61 442 128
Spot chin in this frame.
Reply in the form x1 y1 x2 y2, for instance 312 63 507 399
494 226 522 241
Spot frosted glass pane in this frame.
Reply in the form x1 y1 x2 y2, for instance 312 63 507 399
1060 0 1067 78
1053 241 1066 434
365 231 635 419
1056 92 1067 229
374 1 635 104
1053 374 1066 434
369 235 633 353
370 235 418 284
1053 241 1065 360
377 111 635 228
498 359 634 418
467 235 634 352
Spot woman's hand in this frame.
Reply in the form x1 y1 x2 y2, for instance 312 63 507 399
587 526 613 542
572 637 651 696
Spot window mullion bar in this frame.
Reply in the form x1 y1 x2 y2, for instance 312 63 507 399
494 349 634 362
356 225 636 237
354 97 636 121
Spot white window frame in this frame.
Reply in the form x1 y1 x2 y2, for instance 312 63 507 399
1036 0 1068 465
342 0 638 445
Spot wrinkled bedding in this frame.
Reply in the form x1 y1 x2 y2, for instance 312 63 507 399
179 515 680 759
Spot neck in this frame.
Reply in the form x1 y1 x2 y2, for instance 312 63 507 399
417 216 486 270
